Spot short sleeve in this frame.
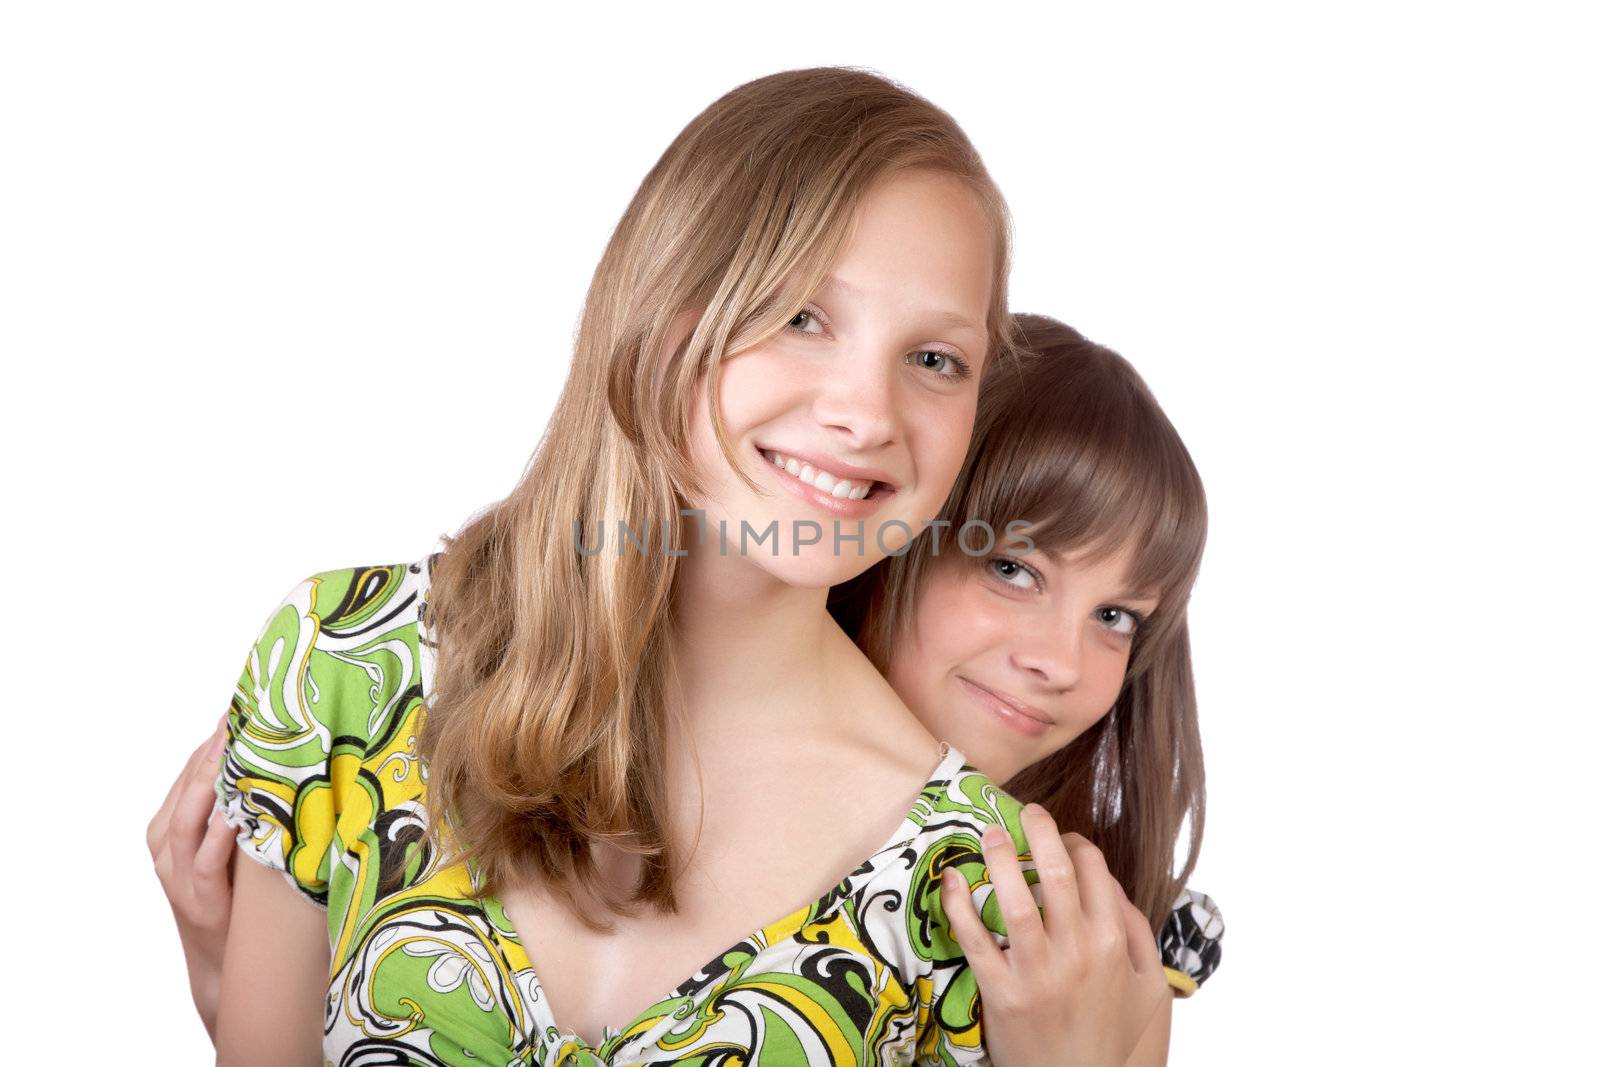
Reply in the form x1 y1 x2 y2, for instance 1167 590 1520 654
1160 887 1224 997
912 782 1039 1065
212 568 380 910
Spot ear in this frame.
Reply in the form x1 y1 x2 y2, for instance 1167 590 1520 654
664 308 703 362
649 307 708 398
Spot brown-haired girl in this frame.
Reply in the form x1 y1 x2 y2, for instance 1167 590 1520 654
829 312 1222 1063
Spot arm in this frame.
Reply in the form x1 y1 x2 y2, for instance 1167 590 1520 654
213 848 330 1067
1122 886 1224 1065
1123 991 1174 1067
148 720 237 1042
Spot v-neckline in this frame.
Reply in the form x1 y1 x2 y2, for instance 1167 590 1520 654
412 553 967 1056
476 739 964 1055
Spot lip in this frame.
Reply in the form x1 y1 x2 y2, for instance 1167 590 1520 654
755 444 901 520
755 443 901 492
957 677 1056 739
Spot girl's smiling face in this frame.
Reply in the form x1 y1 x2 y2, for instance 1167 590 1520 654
685 168 996 589
885 537 1162 783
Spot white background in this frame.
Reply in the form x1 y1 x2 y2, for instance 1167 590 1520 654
4 2 1596 1062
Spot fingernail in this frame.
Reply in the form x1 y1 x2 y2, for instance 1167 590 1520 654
982 823 1006 846
210 729 227 758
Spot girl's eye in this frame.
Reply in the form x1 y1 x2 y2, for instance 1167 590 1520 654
786 307 973 382
988 556 1040 591
908 349 973 382
787 308 825 335
1097 606 1142 637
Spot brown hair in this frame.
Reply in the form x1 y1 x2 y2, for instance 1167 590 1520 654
414 67 1017 930
827 313 1208 933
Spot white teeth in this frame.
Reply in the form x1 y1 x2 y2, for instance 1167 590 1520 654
762 449 879 501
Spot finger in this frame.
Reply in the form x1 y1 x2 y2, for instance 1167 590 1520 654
194 804 239 897
168 779 218 892
172 735 228 857
1019 805 1084 946
169 733 227 879
979 822 1048 971
940 867 1008 976
206 719 230 774
1061 832 1124 937
1120 895 1162 975
147 734 218 857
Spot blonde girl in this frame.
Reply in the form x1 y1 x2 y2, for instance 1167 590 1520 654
175 67 1145 1067
151 313 1199 1064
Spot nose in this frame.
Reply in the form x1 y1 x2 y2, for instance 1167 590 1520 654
1008 617 1082 692
810 346 899 451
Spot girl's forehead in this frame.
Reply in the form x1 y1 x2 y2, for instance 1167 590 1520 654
830 171 996 293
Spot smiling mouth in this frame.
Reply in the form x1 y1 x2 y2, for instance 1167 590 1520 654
953 675 1056 735
755 445 894 501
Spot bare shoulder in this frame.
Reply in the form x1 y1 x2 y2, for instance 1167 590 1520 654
827 636 948 787
215 849 329 1067
824 703 945 813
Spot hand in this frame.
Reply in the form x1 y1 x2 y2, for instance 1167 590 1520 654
146 714 238 1043
939 804 1169 1067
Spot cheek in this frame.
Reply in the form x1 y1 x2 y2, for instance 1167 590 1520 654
1073 645 1134 728
904 397 977 509
715 353 774 426
684 384 726 494
904 570 1007 665
687 353 785 478
887 597 983 741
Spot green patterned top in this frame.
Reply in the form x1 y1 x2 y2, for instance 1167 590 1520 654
216 555 1048 1065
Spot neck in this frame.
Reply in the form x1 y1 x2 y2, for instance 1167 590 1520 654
604 534 943 884
667 538 855 742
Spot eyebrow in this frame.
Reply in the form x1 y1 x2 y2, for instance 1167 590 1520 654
1034 545 1161 601
819 274 984 338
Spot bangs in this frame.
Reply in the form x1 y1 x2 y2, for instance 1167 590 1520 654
997 421 1206 604
943 316 1207 614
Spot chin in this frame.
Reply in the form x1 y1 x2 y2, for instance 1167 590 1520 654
986 754 1027 786
719 516 896 589
757 554 876 589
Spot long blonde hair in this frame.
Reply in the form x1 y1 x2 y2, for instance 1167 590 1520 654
416 67 1017 930
828 314 1208 933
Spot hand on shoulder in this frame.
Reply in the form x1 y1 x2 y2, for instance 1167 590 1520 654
938 803 1169 1067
